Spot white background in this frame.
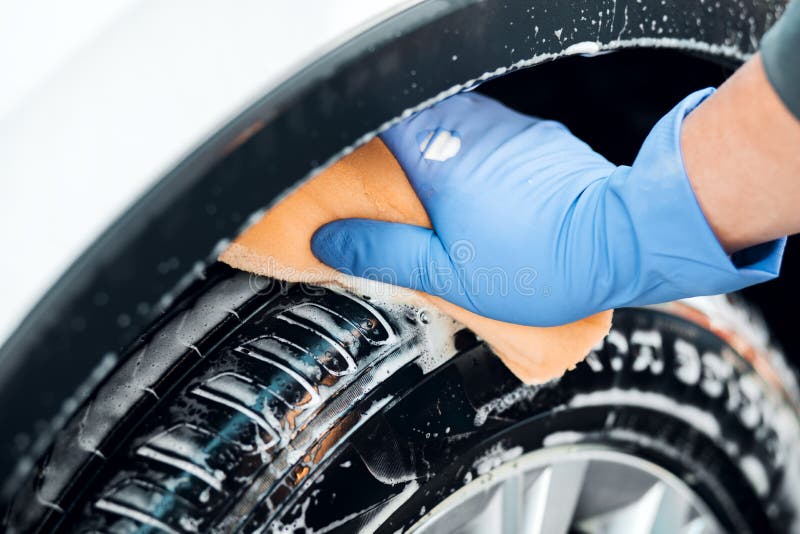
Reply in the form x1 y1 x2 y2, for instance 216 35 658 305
0 0 412 346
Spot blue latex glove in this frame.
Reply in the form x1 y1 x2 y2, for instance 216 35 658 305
311 91 784 327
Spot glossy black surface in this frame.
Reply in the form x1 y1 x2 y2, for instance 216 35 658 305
0 0 787 487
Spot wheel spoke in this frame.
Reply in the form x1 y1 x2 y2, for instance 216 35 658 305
650 482 694 533
522 460 588 534
680 516 711 534
459 486 504 534
409 450 720 534
575 482 676 533
501 474 524 534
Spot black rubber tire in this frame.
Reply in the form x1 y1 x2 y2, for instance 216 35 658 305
5 263 800 533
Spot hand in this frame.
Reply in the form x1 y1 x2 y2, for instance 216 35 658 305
311 92 783 327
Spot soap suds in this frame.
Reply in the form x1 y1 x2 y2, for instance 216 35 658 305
419 129 462 161
564 41 602 55
472 443 524 476
569 389 722 437
219 138 611 384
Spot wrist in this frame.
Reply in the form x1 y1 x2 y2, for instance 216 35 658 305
681 54 800 254
608 88 783 307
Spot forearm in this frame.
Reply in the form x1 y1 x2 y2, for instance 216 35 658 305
681 54 800 254
681 0 800 255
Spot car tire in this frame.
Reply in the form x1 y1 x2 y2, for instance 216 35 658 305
5 263 800 533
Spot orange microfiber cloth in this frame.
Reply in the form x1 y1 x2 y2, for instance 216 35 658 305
219 138 611 384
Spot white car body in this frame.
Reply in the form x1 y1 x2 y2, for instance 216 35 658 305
0 0 413 345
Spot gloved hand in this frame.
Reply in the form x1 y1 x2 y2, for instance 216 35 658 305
311 91 784 327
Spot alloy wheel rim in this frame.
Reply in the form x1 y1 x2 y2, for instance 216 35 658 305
409 445 721 534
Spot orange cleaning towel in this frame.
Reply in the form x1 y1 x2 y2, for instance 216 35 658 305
219 138 611 384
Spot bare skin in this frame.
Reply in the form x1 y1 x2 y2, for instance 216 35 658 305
682 53 800 254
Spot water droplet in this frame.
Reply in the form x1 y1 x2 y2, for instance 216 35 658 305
418 310 430 324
